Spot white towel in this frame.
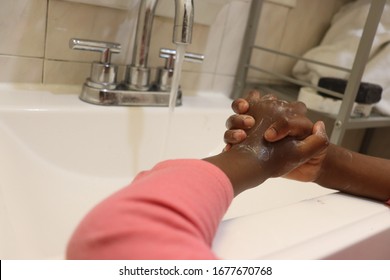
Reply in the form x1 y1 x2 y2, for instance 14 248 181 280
292 0 390 115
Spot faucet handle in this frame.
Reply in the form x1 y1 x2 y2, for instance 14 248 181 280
156 48 204 91
159 48 204 69
70 38 121 90
70 38 121 64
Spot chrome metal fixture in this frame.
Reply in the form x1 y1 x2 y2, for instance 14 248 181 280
70 0 204 106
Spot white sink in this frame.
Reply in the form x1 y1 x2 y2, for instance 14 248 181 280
1 84 388 260
0 84 232 259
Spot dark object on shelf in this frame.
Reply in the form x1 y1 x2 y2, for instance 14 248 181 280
318 77 382 104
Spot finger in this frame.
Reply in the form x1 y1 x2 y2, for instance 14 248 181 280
225 114 255 129
264 116 313 142
297 121 329 159
246 90 262 105
260 94 278 101
246 89 261 100
231 98 249 114
224 129 247 144
223 144 232 152
313 121 328 140
290 101 307 114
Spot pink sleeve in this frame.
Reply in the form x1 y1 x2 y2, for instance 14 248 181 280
66 159 234 259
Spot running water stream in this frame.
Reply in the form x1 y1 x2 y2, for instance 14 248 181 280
159 44 187 160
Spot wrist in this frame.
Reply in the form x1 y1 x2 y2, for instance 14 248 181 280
203 149 268 196
313 144 341 188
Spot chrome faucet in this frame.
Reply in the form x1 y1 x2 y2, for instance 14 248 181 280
127 0 194 91
70 0 203 106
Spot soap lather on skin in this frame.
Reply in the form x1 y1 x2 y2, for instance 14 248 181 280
232 94 317 179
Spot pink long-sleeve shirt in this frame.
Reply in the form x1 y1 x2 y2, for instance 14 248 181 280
66 159 234 259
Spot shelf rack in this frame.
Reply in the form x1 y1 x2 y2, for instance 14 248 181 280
231 0 390 145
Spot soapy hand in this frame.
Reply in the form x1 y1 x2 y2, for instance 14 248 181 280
225 90 329 183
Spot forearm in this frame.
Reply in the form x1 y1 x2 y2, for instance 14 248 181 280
315 144 390 202
67 159 233 259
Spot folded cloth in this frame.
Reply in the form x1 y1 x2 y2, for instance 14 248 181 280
292 0 390 115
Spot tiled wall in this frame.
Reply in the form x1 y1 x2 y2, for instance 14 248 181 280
0 0 351 96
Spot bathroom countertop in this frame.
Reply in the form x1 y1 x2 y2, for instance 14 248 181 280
214 190 390 259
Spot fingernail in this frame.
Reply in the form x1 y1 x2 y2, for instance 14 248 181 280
243 116 254 128
315 121 328 140
233 131 243 141
318 121 326 131
238 102 247 112
264 128 277 140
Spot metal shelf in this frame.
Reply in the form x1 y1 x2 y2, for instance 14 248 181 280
347 115 390 129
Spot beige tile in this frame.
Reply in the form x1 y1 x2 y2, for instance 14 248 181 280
247 2 290 82
0 55 43 83
215 1 251 76
202 3 230 74
0 0 46 57
212 74 235 97
156 0 231 26
61 0 137 10
43 59 127 85
43 60 90 85
46 0 137 64
267 0 297 8
180 71 214 95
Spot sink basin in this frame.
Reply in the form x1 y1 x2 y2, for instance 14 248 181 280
1 84 388 260
0 84 234 259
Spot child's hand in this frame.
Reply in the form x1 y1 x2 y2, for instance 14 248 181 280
224 90 329 183
225 90 311 148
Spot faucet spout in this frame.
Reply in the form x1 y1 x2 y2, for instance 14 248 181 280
127 0 194 90
173 0 194 45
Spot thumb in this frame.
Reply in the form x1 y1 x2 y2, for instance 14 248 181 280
297 121 329 160
264 117 313 142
